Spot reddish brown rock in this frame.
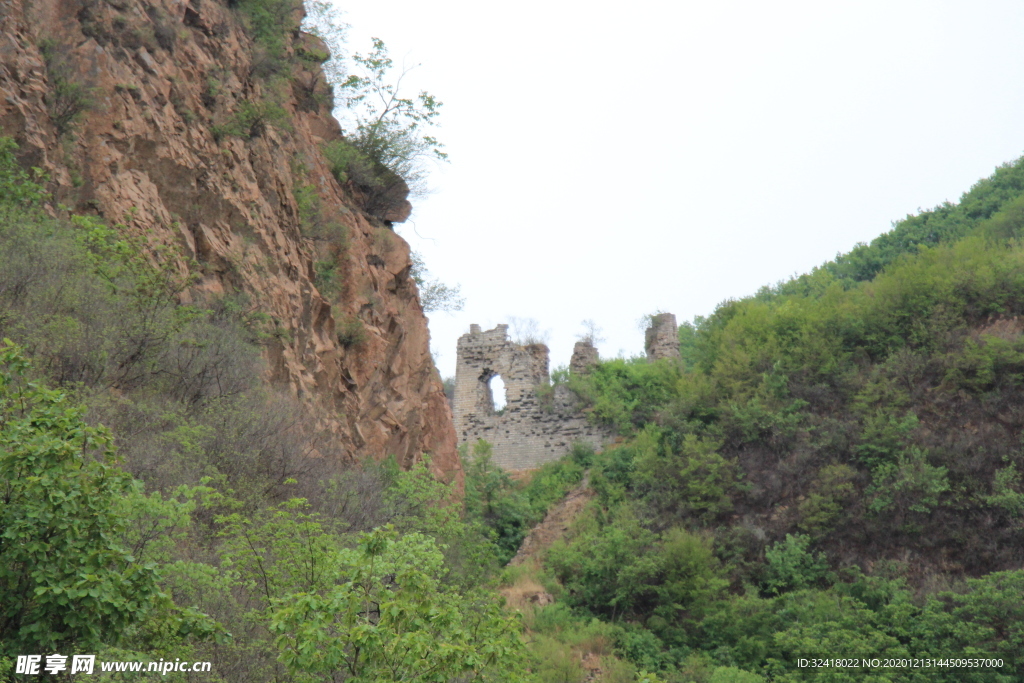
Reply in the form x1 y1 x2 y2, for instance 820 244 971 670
0 0 460 487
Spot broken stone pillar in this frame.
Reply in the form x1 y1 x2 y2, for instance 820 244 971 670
570 340 599 375
645 313 680 361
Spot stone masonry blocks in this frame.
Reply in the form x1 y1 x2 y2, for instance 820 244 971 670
454 316 681 470
645 313 681 361
453 326 613 470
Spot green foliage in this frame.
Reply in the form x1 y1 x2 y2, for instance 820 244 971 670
866 447 949 522
270 526 525 682
218 498 339 614
986 462 1024 517
411 250 465 313
300 0 348 84
530 634 585 683
0 138 47 207
340 38 447 195
212 98 290 140
633 428 736 523
0 137 528 681
708 666 764 683
314 258 340 297
569 357 682 435
762 534 831 595
322 138 371 185
336 314 367 347
320 137 412 220
233 0 301 74
523 456 586 518
797 464 858 536
38 39 93 135
945 333 1024 393
916 570 1024 675
547 509 727 625
463 440 532 564
0 344 161 655
853 411 919 467
301 12 448 216
822 157 1024 285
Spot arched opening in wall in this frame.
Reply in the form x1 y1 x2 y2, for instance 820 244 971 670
489 375 508 413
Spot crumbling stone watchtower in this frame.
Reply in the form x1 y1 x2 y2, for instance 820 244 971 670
453 325 611 470
453 316 681 470
645 313 681 361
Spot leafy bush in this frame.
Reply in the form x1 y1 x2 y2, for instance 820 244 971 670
633 429 736 523
338 38 447 194
410 250 465 313
233 0 301 74
462 440 533 563
761 534 832 595
39 39 93 135
0 344 213 656
270 527 525 682
336 314 367 347
321 138 412 220
212 98 290 140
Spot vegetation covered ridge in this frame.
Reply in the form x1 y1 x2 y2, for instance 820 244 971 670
461 155 1024 682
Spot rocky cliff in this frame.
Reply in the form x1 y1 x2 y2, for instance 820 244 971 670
0 0 460 483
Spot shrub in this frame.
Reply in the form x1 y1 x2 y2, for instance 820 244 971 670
462 440 532 563
270 528 526 682
233 0 301 71
321 138 412 220
314 258 340 297
336 315 367 347
39 40 93 136
212 99 290 140
762 534 831 595
410 251 464 313
798 463 858 536
0 345 164 655
0 138 47 206
633 428 735 523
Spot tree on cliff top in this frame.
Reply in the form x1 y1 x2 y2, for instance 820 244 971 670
301 6 446 198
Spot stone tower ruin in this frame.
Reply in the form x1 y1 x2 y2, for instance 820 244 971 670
452 325 612 470
645 313 681 361
453 316 681 470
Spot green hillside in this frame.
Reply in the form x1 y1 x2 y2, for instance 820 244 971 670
465 156 1024 682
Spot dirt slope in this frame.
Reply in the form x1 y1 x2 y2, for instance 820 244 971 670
510 472 593 566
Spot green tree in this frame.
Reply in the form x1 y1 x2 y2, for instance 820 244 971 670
340 38 446 196
463 440 532 564
270 526 525 682
762 534 831 595
410 251 465 314
0 343 162 655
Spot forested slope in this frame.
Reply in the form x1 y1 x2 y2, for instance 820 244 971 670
465 157 1024 682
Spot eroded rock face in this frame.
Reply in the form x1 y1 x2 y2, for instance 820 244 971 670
0 0 459 484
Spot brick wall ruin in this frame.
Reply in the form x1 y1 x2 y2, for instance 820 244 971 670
453 315 682 470
452 313 684 471
453 325 613 470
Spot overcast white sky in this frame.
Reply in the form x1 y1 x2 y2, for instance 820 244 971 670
330 0 1024 379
